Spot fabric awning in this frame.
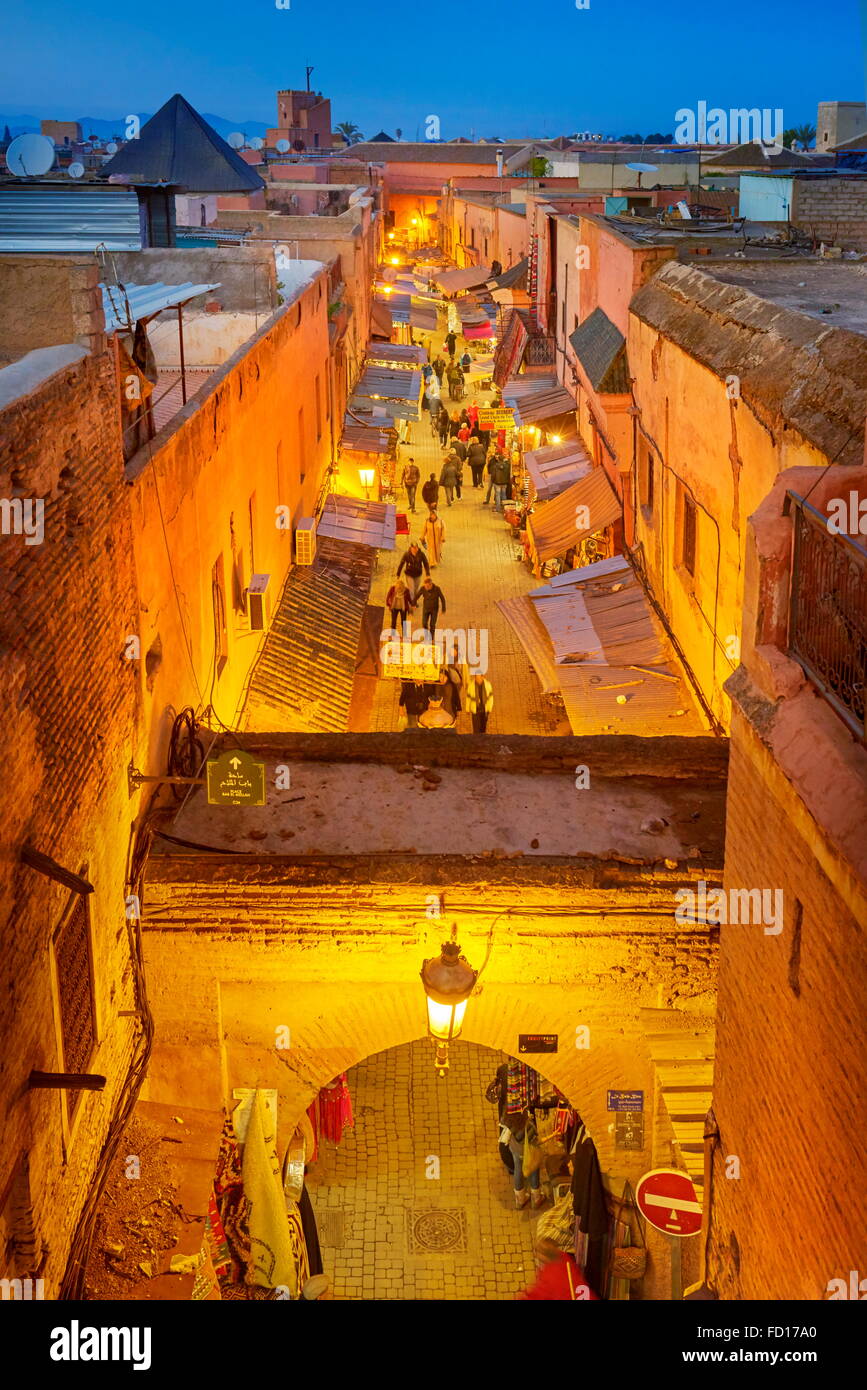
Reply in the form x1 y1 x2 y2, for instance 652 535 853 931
524 438 595 502
371 301 393 338
317 495 397 551
486 257 529 292
409 302 438 330
434 265 492 294
526 469 621 562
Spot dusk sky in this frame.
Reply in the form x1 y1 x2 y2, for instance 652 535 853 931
0 0 862 137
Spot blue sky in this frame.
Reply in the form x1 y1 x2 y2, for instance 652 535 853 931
0 0 860 138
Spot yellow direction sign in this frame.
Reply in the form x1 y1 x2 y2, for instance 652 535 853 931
206 749 266 807
478 407 515 429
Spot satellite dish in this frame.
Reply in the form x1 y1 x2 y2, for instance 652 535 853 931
68 162 85 179
106 141 118 154
6 132 56 177
249 136 264 150
348 189 363 206
625 162 659 172
227 131 245 149
276 138 290 153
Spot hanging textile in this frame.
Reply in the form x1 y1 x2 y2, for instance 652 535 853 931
242 1090 301 1295
570 1123 609 1298
318 1073 354 1144
505 1060 541 1114
298 1185 323 1277
306 1102 320 1164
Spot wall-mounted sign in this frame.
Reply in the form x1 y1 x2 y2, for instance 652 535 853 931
635 1168 702 1238
518 1034 558 1054
607 1089 644 1112
615 1110 645 1150
206 749 266 807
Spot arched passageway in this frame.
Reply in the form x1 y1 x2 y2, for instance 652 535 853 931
305 1039 550 1300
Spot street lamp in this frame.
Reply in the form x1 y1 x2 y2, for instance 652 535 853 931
358 467 375 499
420 924 477 1075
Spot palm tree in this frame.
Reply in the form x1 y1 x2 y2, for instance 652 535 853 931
335 121 363 145
792 123 816 151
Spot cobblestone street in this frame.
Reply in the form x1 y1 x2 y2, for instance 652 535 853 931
306 1040 551 1301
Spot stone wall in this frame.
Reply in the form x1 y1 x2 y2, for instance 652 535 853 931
793 177 867 250
105 245 278 315
0 255 105 361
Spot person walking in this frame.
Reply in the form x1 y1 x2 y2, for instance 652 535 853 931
432 354 446 387
427 667 461 721
445 329 457 358
421 473 440 512
506 1110 544 1210
467 399 480 430
517 1241 599 1301
398 679 428 730
452 435 468 466
482 451 497 505
461 350 472 378
437 402 450 448
467 437 486 488
419 573 446 640
439 453 459 507
396 541 430 599
453 451 464 500
421 509 445 566
386 575 415 635
465 672 494 733
448 411 462 440
491 451 510 512
422 360 433 385
401 457 420 514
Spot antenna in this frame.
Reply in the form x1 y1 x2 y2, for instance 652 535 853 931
6 133 56 177
68 162 85 179
227 132 246 150
276 138 290 153
306 66 314 92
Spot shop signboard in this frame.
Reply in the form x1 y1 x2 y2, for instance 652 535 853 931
635 1168 702 1237
206 750 266 807
615 1111 645 1150
479 407 515 429
518 1034 558 1054
607 1089 644 1111
379 634 440 682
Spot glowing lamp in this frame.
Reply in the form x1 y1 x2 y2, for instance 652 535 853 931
420 925 477 1074
391 255 400 264
550 434 562 444
411 217 418 225
358 467 375 498
388 232 395 240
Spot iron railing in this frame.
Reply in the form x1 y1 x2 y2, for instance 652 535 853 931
524 335 556 366
787 491 867 742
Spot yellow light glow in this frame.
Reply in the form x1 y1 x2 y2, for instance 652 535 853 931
388 232 395 240
426 997 468 1041
358 467 375 487
411 217 418 225
383 285 392 294
551 434 562 444
390 256 399 264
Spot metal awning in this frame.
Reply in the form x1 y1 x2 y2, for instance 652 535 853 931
498 556 706 735
340 418 393 454
100 280 220 333
365 342 426 368
526 469 621 562
0 184 141 252
434 265 492 294
409 302 438 330
317 494 397 551
504 372 577 426
486 256 529 292
524 439 595 502
351 363 421 420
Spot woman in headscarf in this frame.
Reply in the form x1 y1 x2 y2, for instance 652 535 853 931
421 509 445 566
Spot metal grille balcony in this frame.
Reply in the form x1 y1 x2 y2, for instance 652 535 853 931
787 491 867 742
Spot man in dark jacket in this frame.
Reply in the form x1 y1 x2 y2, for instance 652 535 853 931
467 438 486 488
396 541 430 599
439 455 459 506
445 330 457 357
491 452 510 513
432 355 446 386
399 679 428 729
421 473 439 512
419 574 446 640
401 457 420 513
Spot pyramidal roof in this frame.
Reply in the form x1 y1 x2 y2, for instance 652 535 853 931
101 93 265 193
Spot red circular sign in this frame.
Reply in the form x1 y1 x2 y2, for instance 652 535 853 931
635 1168 702 1237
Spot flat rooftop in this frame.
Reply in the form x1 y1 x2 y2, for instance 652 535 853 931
706 262 867 335
160 734 727 870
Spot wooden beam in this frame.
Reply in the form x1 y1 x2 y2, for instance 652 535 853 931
21 846 93 896
28 1072 106 1092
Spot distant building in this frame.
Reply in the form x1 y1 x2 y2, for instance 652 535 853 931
816 100 867 152
40 119 82 147
267 89 333 151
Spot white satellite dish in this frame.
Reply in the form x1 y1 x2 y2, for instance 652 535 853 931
227 131 245 149
6 132 56 177
106 141 118 154
249 136 264 150
68 162 85 179
625 162 659 172
276 138 290 153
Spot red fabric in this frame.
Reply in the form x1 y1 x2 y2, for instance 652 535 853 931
318 1073 354 1144
496 429 506 450
518 1254 599 1301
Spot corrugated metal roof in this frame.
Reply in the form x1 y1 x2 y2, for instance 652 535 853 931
340 417 393 453
530 559 662 666
0 184 141 251
434 266 492 293
244 536 375 734
365 342 426 367
101 93 265 193
317 494 397 551
524 438 594 502
100 280 220 332
495 595 561 694
569 308 630 393
526 470 622 562
504 371 577 424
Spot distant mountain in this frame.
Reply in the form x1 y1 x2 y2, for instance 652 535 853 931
0 111 270 142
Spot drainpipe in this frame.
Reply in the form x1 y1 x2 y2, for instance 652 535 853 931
684 1108 720 1300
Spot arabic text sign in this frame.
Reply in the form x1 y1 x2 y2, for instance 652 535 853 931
206 749 266 806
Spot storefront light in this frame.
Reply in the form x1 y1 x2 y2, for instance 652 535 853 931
358 467 375 498
391 255 400 264
550 434 562 444
420 925 477 1074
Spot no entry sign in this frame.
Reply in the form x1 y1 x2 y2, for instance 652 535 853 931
635 1168 702 1237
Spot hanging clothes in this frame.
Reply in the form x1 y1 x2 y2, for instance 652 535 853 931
298 1184 323 1278
570 1122 608 1298
318 1073 354 1144
242 1090 301 1295
505 1060 542 1114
